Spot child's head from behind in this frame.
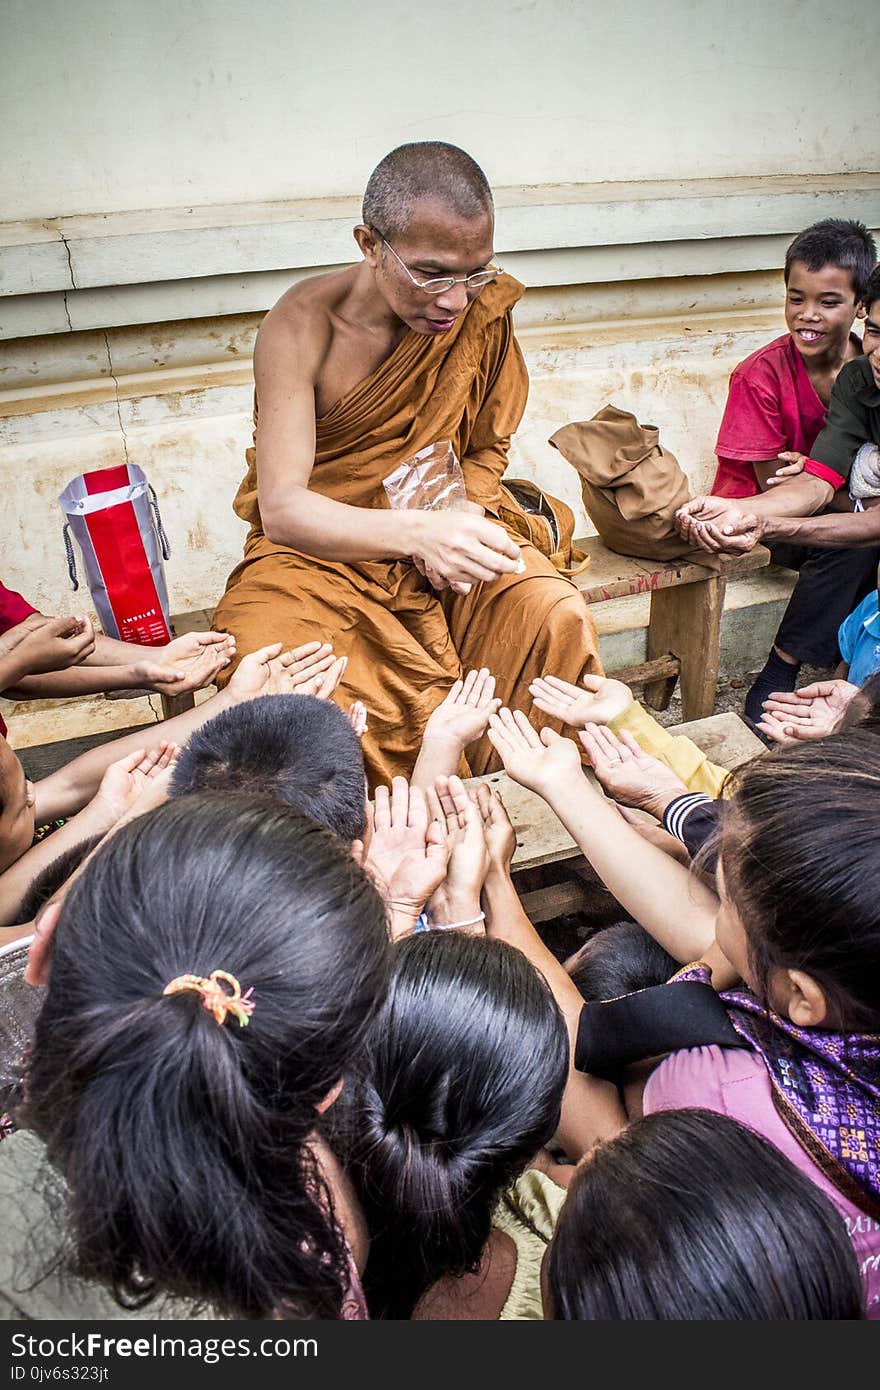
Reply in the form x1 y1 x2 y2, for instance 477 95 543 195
565 920 677 1001
783 219 876 361
0 737 36 873
169 693 367 842
24 792 391 1319
544 1109 863 1320
718 731 880 1031
342 930 568 1318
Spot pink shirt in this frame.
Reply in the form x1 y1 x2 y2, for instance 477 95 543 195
644 1045 880 1319
711 334 854 499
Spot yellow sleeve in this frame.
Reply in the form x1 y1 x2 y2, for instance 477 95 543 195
608 701 729 798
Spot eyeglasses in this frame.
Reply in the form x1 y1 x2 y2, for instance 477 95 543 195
371 228 503 295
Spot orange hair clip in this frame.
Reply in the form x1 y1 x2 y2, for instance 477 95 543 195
163 969 255 1028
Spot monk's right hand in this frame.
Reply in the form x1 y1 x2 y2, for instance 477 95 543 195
412 511 524 586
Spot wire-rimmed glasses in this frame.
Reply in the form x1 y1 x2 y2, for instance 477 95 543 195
371 227 503 295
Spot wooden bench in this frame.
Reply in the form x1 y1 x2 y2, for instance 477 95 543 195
160 539 770 724
570 536 770 721
465 711 765 924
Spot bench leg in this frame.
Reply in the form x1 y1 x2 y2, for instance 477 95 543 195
645 575 727 720
160 692 197 721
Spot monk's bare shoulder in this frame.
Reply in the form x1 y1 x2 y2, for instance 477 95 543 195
255 269 357 389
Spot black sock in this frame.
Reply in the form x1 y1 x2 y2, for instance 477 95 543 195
744 648 800 724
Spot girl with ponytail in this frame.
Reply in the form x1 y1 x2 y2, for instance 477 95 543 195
0 793 390 1320
337 930 570 1319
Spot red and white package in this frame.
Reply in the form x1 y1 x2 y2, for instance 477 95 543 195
59 464 172 646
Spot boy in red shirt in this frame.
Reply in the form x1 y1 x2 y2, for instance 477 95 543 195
703 220 877 722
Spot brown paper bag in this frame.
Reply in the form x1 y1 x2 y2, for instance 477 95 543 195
550 405 695 562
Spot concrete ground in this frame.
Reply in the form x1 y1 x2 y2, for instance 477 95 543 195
651 661 836 728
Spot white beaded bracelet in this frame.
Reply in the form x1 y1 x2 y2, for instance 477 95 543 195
426 911 486 931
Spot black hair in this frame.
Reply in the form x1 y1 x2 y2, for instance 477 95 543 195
784 219 877 301
23 793 391 1319
565 921 678 1001
169 694 367 842
14 835 101 925
839 669 880 733
339 932 568 1319
862 264 880 318
721 730 880 1029
362 142 493 241
546 1109 864 1320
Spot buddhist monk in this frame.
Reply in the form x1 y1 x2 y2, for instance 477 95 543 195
213 141 602 785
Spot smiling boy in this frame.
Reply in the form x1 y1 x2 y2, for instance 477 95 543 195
711 221 874 501
682 219 877 721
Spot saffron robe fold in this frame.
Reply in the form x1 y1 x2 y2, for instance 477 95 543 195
213 276 602 786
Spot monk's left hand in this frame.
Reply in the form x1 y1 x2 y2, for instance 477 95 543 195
412 553 471 596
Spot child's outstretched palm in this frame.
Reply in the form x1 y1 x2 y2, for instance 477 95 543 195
487 707 582 795
529 672 633 727
363 778 450 934
423 668 501 750
425 775 489 929
578 723 687 818
472 781 516 873
758 678 859 745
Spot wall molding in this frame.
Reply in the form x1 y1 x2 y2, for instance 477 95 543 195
2 174 878 339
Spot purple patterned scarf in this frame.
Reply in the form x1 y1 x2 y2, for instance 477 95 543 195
675 964 880 1221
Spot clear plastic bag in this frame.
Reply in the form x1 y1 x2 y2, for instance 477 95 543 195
383 439 469 512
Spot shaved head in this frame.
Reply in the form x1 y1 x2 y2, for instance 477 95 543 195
362 142 494 241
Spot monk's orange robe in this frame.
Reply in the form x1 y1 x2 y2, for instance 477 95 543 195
213 276 602 786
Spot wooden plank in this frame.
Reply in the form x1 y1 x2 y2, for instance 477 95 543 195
169 608 216 636
611 654 680 689
672 711 765 768
570 535 770 604
613 653 680 710
517 880 592 925
465 771 580 871
645 573 726 720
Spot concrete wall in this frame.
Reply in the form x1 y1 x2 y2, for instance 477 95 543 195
1 0 878 742
2 0 876 220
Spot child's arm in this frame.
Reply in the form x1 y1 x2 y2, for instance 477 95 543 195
32 641 338 822
486 710 724 970
6 629 236 701
760 501 880 548
473 784 626 1159
410 669 501 789
0 745 176 926
0 614 97 696
530 673 729 797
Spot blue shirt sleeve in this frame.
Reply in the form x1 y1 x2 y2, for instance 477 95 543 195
838 602 862 664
